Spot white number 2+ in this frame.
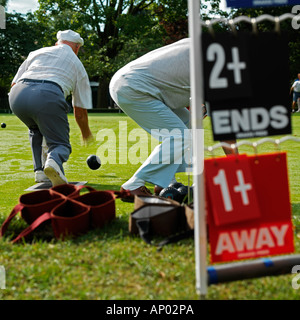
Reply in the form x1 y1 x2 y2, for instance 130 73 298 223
207 43 246 89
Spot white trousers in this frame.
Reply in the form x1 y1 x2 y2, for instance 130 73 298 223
110 84 192 189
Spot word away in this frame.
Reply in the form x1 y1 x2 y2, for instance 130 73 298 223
215 223 290 259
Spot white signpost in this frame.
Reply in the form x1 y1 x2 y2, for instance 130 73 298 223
188 0 207 298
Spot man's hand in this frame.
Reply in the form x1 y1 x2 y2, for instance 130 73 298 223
73 106 94 146
82 132 94 146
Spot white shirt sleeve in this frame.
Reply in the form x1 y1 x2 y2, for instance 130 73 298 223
72 72 93 109
11 45 93 109
12 60 28 84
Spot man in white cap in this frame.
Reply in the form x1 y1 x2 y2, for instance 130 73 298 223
9 30 93 186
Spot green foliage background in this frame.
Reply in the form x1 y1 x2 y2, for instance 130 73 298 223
1 1 300 108
0 0 229 106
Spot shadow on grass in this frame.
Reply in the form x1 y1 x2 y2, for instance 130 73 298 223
0 182 134 245
78 183 121 192
1 214 131 245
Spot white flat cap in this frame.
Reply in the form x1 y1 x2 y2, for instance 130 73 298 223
56 30 84 46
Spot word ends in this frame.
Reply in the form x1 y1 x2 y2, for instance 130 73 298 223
211 105 291 141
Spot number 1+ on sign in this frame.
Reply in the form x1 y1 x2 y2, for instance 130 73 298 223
205 155 261 226
213 169 252 212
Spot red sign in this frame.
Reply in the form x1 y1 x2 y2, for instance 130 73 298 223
205 154 261 226
205 152 294 263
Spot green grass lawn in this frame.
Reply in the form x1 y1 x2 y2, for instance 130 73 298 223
0 112 300 300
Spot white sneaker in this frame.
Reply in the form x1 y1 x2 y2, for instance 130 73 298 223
35 170 51 183
44 159 68 186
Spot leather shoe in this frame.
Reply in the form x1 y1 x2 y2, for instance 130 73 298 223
120 186 152 203
154 185 163 196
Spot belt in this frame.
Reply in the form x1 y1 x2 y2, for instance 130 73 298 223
21 78 63 94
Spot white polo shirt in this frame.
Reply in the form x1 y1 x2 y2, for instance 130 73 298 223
12 44 92 109
292 80 300 93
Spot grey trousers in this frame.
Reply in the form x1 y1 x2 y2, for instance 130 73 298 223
9 80 71 173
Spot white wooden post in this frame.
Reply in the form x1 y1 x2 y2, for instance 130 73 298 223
188 0 208 298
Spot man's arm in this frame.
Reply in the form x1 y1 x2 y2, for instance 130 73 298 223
73 106 94 145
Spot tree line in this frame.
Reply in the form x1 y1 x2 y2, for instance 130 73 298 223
0 0 299 109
